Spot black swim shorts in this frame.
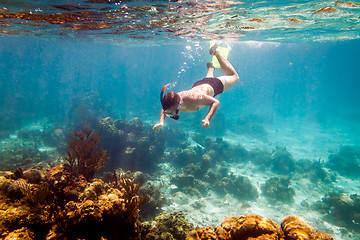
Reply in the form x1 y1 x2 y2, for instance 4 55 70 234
192 77 224 97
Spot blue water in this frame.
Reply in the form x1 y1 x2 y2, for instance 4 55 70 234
1 0 360 238
1 38 359 134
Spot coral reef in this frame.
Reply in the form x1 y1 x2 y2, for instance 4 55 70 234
66 91 116 129
102 168 166 221
169 159 257 200
96 117 127 169
313 191 360 233
0 166 145 239
203 137 249 163
169 162 211 196
142 211 194 240
17 125 67 151
281 215 335 240
169 145 202 168
248 148 272 168
187 214 334 240
188 214 284 240
213 174 259 201
296 159 336 184
270 147 296 174
281 215 315 239
169 134 249 168
232 116 269 142
171 170 198 195
66 128 108 181
0 133 60 172
3 227 35 240
96 117 165 172
326 145 360 177
0 131 145 239
139 181 167 220
165 127 190 150
261 177 295 203
9 178 48 204
222 214 284 240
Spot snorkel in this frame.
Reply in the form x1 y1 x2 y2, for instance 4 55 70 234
160 85 180 120
160 85 167 104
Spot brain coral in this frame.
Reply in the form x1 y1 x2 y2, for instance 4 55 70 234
281 215 315 240
221 214 284 240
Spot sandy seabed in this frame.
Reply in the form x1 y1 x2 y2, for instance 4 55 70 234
159 117 360 239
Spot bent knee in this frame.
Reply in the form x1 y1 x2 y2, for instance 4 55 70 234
234 73 239 82
230 74 239 84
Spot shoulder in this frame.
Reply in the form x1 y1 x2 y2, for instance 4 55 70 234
193 93 219 106
179 89 201 99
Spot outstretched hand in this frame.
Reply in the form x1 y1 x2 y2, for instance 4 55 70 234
153 123 164 131
202 119 210 129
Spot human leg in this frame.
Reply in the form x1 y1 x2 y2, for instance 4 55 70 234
206 62 215 78
210 45 239 92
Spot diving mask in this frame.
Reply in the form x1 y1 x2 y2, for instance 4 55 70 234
160 85 181 120
164 104 181 120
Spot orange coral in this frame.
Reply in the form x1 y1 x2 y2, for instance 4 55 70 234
186 215 335 240
112 173 146 225
187 226 225 240
281 215 315 240
187 215 284 240
222 214 284 240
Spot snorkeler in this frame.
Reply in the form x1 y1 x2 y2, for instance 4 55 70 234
153 44 239 130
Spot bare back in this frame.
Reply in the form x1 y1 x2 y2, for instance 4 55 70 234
178 84 216 112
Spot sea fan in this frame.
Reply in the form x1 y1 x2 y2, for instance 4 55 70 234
10 179 48 204
66 128 109 181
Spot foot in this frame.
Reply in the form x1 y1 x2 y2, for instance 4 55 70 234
207 62 214 69
209 44 217 55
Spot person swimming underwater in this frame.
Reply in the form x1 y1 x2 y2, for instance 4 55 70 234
153 44 239 130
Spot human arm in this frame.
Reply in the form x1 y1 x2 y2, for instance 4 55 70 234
153 109 166 131
199 95 220 129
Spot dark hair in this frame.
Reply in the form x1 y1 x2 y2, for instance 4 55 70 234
162 91 180 110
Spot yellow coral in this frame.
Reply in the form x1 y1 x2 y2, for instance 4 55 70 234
222 214 284 240
281 215 315 240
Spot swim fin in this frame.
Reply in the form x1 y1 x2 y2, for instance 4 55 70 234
210 41 231 69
